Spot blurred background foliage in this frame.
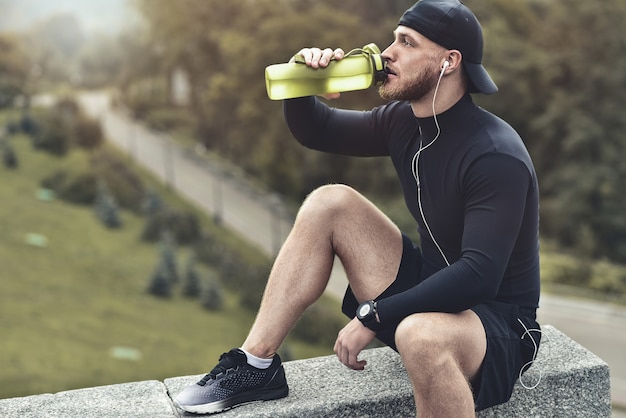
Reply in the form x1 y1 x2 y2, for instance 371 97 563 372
1 0 625 280
127 0 626 266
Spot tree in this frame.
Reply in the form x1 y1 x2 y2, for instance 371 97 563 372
472 0 626 262
128 0 626 263
94 180 122 229
182 255 202 298
147 231 179 297
147 260 173 298
200 274 224 311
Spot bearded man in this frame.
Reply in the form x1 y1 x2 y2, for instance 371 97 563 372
175 1 541 416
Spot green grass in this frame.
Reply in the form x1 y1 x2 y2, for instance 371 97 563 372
0 132 335 399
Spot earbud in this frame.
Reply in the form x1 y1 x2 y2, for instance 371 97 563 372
442 60 450 70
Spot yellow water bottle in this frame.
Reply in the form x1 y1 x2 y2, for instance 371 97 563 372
265 43 387 100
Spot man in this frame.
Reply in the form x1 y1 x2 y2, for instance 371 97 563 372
174 0 541 416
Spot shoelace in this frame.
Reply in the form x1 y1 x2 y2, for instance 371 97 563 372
197 351 244 386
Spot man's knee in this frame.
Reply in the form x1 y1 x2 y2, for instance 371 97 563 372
395 313 445 357
394 313 467 373
395 311 486 381
300 184 360 219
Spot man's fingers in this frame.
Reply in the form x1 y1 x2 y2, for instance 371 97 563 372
291 47 344 68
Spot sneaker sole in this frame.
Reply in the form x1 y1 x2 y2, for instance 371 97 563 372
175 384 289 414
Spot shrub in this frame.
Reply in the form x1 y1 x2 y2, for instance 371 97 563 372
157 231 178 283
40 170 68 191
32 112 71 156
141 209 201 245
91 150 145 212
59 172 98 205
144 107 195 132
142 189 165 216
182 256 202 298
20 112 37 136
589 260 626 295
1 138 18 169
94 181 122 229
147 231 179 298
6 120 19 135
147 260 173 298
73 115 104 152
193 233 229 266
541 253 590 286
200 277 224 311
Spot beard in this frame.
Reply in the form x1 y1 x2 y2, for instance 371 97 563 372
378 63 440 102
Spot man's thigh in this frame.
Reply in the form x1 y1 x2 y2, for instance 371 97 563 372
396 310 487 384
311 184 403 302
342 233 421 348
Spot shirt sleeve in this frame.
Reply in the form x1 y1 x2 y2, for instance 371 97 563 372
376 153 534 325
283 97 390 157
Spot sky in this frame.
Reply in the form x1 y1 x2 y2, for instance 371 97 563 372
0 0 138 35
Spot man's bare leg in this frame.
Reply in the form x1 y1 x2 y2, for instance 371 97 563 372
395 310 487 418
242 184 403 358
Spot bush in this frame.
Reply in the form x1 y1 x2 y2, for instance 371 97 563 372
158 231 179 283
94 181 122 229
142 189 165 216
540 253 592 287
589 260 626 295
141 209 201 245
20 112 37 136
6 120 19 135
60 172 98 205
146 260 173 298
147 231 179 298
32 112 71 156
144 107 195 132
74 115 104 152
1 138 18 169
40 170 68 191
125 93 153 119
200 277 224 311
193 233 229 266
91 150 145 212
182 256 202 298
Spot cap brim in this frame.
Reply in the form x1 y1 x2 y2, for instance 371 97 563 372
464 62 498 95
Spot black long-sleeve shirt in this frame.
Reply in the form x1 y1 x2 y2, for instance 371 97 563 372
283 94 540 326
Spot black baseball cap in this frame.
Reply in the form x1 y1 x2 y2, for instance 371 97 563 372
399 0 498 95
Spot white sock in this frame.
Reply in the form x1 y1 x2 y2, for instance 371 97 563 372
240 348 273 369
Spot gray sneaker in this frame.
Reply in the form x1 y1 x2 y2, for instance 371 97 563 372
174 348 289 414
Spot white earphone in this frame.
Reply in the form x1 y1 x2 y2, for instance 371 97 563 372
411 58 452 266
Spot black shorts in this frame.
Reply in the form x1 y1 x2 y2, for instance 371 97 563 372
341 233 541 411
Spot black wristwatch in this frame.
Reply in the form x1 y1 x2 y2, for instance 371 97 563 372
356 300 382 332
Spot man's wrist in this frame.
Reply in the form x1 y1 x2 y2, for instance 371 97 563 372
356 300 382 332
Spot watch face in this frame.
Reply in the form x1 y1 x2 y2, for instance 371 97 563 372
358 303 371 318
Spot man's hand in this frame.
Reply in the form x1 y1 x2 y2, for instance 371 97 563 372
289 47 345 100
334 317 377 370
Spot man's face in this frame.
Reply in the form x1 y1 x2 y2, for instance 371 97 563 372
378 26 444 102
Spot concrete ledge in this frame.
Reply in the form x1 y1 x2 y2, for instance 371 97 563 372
165 325 611 417
0 325 611 417
0 380 177 418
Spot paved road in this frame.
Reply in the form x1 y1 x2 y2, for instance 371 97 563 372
77 91 625 414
